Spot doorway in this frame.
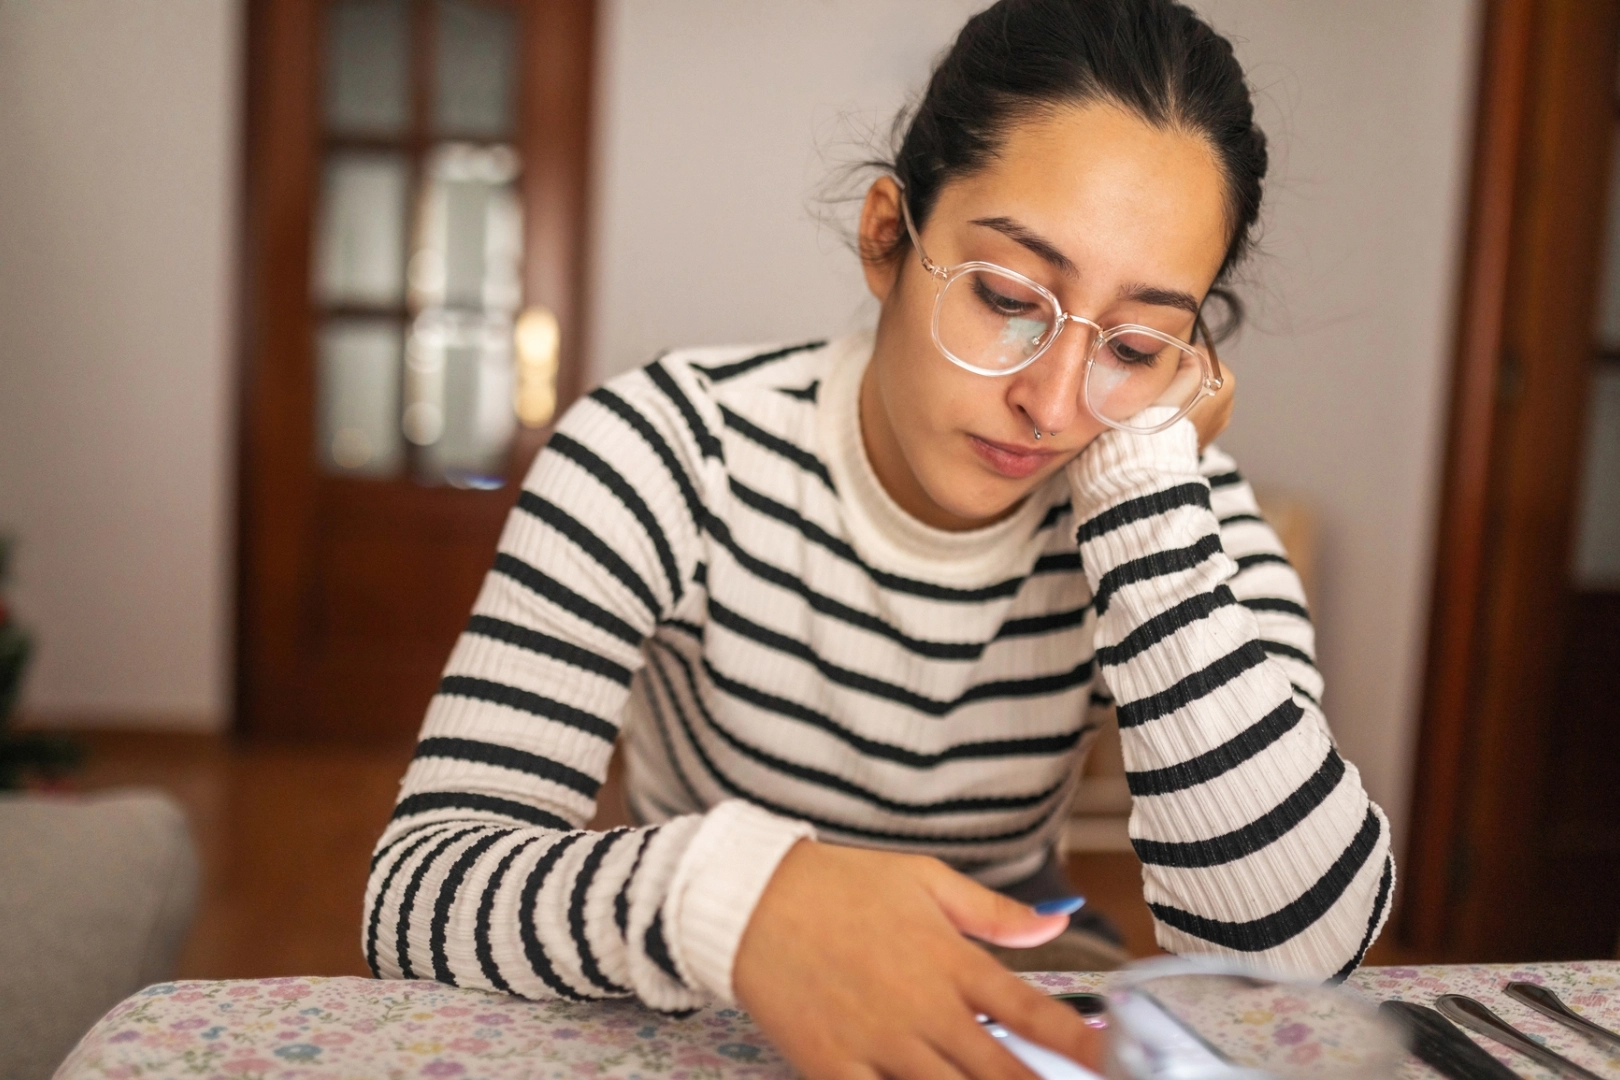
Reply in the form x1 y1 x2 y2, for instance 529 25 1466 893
1403 0 1620 961
235 0 597 742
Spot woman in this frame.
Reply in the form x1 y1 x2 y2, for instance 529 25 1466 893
365 1 1394 1076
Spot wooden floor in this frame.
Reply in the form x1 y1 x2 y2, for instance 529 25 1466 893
70 730 412 979
62 730 1408 981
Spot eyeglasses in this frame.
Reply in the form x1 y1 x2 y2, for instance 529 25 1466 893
898 188 1224 436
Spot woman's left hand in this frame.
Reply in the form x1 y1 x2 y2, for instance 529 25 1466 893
1190 359 1236 450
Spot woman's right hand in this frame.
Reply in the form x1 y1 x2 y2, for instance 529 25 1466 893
733 840 1104 1080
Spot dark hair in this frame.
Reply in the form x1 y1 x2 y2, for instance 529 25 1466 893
869 0 1267 339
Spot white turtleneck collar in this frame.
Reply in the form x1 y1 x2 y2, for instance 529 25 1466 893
814 331 1068 587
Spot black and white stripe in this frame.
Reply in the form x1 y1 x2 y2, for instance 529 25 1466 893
366 335 1393 1009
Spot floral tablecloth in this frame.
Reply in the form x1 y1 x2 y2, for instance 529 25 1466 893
54 963 1620 1080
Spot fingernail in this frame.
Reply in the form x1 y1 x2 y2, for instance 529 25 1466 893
1033 895 1086 917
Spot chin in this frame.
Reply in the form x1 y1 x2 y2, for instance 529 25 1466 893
923 475 1032 528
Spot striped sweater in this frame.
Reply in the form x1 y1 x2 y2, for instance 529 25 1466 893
365 333 1394 1011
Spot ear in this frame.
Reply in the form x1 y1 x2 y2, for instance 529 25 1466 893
858 176 905 304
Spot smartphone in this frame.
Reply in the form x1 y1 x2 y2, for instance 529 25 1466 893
983 990 1236 1080
1106 988 1237 1077
981 1019 1107 1080
979 995 1108 1080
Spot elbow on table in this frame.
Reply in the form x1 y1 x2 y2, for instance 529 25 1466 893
1285 815 1399 982
1267 792 1399 981
1147 807 1397 983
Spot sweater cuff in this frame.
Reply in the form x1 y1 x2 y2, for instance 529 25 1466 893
665 800 816 1002
1068 415 1202 519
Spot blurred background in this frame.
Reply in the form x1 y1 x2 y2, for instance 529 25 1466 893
0 0 1615 1007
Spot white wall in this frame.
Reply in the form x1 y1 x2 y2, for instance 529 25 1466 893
1191 1 1478 858
0 0 240 729
586 0 989 373
586 0 1482 852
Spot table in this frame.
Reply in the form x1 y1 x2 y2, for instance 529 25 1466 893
54 963 1620 1080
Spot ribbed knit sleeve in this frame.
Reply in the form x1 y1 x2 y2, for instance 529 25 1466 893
363 357 813 1011
1067 422 1393 979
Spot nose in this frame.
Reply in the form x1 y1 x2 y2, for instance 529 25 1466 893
1006 320 1090 437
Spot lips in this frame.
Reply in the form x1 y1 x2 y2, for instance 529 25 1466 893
968 435 1060 480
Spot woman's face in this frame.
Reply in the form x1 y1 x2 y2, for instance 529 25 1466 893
859 102 1230 530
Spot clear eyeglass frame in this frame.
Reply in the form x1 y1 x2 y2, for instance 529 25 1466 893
896 183 1225 435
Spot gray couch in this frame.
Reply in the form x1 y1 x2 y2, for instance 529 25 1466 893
0 790 199 1080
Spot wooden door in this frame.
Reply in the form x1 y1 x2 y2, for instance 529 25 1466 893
1402 0 1620 960
236 0 595 742
1541 247 1620 953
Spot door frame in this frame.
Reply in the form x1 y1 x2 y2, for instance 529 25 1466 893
232 0 598 741
1402 0 1619 959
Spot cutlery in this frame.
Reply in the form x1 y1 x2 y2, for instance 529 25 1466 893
1437 995 1608 1080
1505 982 1620 1053
1380 1001 1525 1080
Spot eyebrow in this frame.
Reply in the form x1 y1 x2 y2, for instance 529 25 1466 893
969 216 1202 315
1122 283 1202 315
970 217 1077 276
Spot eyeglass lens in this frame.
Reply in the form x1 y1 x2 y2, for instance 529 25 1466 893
937 267 1204 432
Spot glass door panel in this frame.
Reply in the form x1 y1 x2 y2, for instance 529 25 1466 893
310 0 533 486
313 152 410 307
406 142 523 486
323 0 412 136
316 319 406 477
406 311 516 486
433 0 518 137
409 144 522 312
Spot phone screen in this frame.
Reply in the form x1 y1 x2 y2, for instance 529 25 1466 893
981 989 1235 1080
1107 989 1238 1077
981 1020 1107 1080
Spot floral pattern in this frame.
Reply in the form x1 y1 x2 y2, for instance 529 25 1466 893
1357 962 1620 1080
54 964 1620 1080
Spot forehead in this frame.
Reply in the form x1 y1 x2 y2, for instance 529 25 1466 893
942 102 1230 288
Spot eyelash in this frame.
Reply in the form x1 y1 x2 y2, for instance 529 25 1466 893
967 268 1183 365
971 276 1037 317
1106 339 1162 366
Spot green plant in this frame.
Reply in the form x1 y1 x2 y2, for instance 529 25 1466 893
0 536 83 789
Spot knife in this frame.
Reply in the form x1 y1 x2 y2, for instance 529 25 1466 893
1437 995 1608 1080
1504 982 1620 1053
1380 1001 1525 1080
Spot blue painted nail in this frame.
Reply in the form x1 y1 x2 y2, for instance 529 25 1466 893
1033 896 1087 917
